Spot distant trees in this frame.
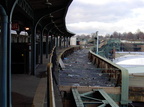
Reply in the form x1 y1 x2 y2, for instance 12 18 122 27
110 29 144 40
75 29 144 42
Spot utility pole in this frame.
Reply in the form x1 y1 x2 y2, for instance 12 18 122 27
96 31 99 54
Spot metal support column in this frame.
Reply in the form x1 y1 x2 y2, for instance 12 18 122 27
0 5 8 107
67 37 69 47
46 34 49 58
31 16 46 75
69 37 71 47
59 36 62 48
54 35 56 46
65 36 67 47
56 36 58 47
31 25 36 75
7 18 11 107
16 31 20 43
50 35 53 52
40 31 43 64
7 1 18 106
66 37 69 47
53 35 55 47
64 36 66 48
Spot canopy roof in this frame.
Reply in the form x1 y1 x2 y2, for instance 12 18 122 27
10 0 75 36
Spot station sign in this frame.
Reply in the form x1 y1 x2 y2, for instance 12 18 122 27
12 23 19 30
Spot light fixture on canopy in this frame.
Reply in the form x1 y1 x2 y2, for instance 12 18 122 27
45 0 52 6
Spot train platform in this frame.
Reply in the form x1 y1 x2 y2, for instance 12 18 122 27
12 47 66 107
12 54 49 106
12 53 49 107
12 74 40 107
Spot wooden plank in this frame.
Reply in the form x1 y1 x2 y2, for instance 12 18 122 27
129 87 144 102
59 58 65 69
129 75 144 87
59 86 121 94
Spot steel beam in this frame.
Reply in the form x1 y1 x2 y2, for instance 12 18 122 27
72 88 119 107
17 0 34 19
72 88 84 107
96 89 119 107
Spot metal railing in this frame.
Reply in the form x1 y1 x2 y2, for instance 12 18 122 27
88 49 129 106
47 46 56 107
47 46 81 107
32 46 56 107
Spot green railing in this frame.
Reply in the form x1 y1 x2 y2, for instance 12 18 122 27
88 49 129 106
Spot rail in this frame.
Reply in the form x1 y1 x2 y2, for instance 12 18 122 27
88 49 129 106
47 46 81 106
47 46 56 107
47 63 55 107
46 46 82 107
32 46 56 107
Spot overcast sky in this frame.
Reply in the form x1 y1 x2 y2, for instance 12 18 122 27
66 0 144 36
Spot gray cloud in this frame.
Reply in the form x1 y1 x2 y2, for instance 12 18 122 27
66 0 144 35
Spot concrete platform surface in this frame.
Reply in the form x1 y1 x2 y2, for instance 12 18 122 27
12 74 41 107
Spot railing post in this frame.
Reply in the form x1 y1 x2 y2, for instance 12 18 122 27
121 68 129 106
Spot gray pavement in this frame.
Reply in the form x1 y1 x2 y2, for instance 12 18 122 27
12 74 40 107
12 48 65 107
12 54 49 107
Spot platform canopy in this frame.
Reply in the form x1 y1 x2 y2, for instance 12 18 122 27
4 0 75 37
